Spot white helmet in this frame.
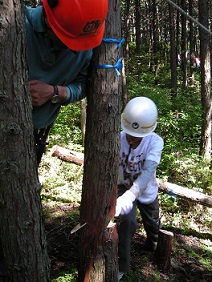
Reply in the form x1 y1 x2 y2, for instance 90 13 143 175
121 97 158 137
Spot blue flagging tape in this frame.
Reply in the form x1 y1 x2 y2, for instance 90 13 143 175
164 188 177 199
102 38 125 48
95 57 123 76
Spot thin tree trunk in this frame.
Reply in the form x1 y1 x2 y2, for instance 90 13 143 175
169 2 178 97
134 0 141 54
78 0 122 281
199 0 211 160
181 0 188 87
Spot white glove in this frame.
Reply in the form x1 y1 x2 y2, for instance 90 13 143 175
115 190 136 216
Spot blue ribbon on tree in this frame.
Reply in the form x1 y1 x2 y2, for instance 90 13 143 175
95 57 123 76
102 38 125 48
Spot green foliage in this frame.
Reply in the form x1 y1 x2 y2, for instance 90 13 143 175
52 271 78 282
50 102 83 147
126 68 212 196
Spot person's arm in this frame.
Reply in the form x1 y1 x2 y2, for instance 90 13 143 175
30 50 92 106
115 160 158 216
115 137 164 216
130 160 158 198
30 80 68 106
62 72 88 105
62 54 92 105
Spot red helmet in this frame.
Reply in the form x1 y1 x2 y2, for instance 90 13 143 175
43 0 108 51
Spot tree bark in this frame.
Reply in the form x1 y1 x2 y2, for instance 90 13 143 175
169 2 178 97
199 0 211 160
181 0 188 87
0 1 50 281
78 0 122 281
154 229 174 273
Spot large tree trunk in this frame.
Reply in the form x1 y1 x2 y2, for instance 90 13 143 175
0 1 50 281
78 0 122 281
199 0 211 160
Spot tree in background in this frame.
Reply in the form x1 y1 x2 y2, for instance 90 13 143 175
169 2 178 96
0 0 50 280
199 0 211 160
78 0 122 281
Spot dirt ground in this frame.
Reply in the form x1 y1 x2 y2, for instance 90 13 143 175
42 201 212 282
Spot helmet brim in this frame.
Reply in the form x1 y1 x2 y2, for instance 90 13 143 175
51 21 105 51
121 114 157 137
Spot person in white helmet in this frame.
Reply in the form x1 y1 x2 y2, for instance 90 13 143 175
115 97 164 280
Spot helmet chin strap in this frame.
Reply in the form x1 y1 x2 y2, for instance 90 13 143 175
126 134 142 149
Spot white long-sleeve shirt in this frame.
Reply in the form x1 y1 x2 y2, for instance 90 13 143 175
118 131 164 204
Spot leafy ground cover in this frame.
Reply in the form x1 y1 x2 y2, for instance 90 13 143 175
39 150 212 282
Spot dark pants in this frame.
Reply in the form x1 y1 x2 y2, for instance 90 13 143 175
117 185 160 272
33 124 53 166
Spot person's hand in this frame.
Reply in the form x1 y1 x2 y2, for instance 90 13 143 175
30 80 54 107
115 190 136 216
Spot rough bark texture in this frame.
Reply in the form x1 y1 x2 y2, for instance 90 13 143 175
0 1 50 281
169 3 178 97
78 0 122 281
154 229 174 273
199 0 211 160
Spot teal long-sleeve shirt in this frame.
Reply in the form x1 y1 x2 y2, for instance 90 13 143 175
25 6 93 129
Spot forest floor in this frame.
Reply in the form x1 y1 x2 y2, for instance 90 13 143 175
42 200 212 282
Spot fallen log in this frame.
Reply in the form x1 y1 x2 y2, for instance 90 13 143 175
51 145 212 208
157 179 212 208
51 145 84 165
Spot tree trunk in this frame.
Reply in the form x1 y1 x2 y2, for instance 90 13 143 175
199 0 211 161
78 0 122 281
154 229 174 273
152 0 159 85
134 0 141 54
0 1 50 281
189 0 195 81
169 2 178 97
80 98 86 147
181 0 188 87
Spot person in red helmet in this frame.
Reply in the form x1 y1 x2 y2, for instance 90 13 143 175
0 2 108 278
25 0 108 165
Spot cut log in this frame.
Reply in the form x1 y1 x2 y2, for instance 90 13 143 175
157 179 212 208
51 145 212 208
154 229 174 273
51 145 84 165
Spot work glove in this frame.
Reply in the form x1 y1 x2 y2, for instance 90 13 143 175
115 190 136 216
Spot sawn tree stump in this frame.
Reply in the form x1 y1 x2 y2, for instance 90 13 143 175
154 229 174 273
